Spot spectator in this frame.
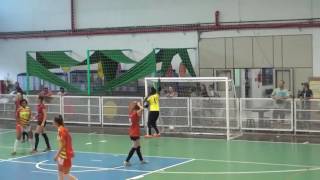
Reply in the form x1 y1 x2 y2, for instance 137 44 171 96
39 87 53 97
57 87 66 96
190 87 197 97
297 83 313 126
271 80 290 121
166 86 178 97
172 70 179 77
15 82 24 95
200 84 209 97
208 84 220 97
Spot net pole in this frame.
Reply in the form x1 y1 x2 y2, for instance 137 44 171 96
225 78 230 140
86 50 91 96
144 78 148 135
26 52 30 95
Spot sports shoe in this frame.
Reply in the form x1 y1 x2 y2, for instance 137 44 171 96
124 161 131 167
43 148 51 152
144 135 153 138
11 152 16 156
31 149 38 154
153 133 161 137
140 160 148 164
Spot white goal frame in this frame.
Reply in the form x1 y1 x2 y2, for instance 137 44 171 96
144 77 233 140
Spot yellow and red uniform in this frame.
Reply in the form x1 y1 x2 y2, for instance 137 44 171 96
57 126 74 169
16 106 31 133
129 112 140 137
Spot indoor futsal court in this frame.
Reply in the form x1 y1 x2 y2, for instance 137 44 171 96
1 128 320 180
1 0 320 180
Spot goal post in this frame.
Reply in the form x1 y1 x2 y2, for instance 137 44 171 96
144 77 241 140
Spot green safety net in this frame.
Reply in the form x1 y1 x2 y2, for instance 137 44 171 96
100 50 137 64
104 51 156 90
79 50 137 81
156 48 196 77
27 49 196 95
27 54 81 92
36 51 80 69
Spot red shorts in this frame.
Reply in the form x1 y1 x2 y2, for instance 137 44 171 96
57 157 72 173
16 124 31 134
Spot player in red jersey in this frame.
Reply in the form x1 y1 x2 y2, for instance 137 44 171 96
53 115 77 180
32 96 51 153
124 101 146 166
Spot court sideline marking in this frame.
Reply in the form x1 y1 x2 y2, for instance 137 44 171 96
2 157 320 175
127 159 195 180
1 128 320 146
0 145 318 169
1 155 320 177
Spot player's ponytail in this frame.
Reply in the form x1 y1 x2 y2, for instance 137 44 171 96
54 114 64 126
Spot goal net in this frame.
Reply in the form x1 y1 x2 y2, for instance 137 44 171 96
144 77 241 140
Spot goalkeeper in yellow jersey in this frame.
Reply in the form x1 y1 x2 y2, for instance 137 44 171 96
144 79 161 138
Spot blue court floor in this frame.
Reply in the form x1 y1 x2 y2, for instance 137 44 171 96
0 151 191 180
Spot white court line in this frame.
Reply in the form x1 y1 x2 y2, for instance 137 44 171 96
127 159 195 180
1 128 320 146
3 157 320 175
0 146 190 161
0 151 49 164
0 130 14 135
153 167 320 175
2 156 320 176
195 158 319 168
0 145 318 169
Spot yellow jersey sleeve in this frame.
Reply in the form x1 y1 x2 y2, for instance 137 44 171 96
147 94 160 111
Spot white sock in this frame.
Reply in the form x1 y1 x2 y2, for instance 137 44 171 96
13 139 20 152
29 138 34 150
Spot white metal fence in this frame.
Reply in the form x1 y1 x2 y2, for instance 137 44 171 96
27 95 61 123
295 99 320 132
0 94 15 120
190 97 239 129
240 98 293 131
158 97 189 127
1 95 319 133
63 96 101 125
102 97 144 126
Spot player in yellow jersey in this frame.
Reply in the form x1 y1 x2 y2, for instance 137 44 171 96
144 82 161 138
12 99 34 155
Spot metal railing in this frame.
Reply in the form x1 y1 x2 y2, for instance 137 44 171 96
158 97 189 128
102 96 144 126
0 94 319 133
295 99 320 133
240 98 293 131
63 96 101 125
190 97 239 129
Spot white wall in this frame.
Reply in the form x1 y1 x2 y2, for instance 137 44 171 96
1 0 320 83
1 0 320 32
0 32 198 81
200 28 320 77
0 0 70 32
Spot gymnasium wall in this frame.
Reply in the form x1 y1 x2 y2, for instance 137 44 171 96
200 28 320 96
0 32 198 81
0 0 320 84
0 0 319 32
